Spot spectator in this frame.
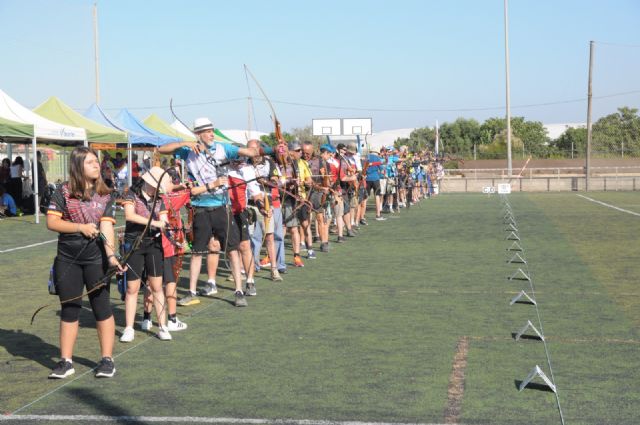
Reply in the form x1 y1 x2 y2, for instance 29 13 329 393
8 156 24 206
111 152 126 170
101 152 114 188
0 184 18 216
0 158 11 185
131 153 141 186
32 151 48 203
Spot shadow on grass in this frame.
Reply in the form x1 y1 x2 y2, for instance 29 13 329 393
510 332 544 342
66 387 134 417
0 328 94 369
514 380 556 393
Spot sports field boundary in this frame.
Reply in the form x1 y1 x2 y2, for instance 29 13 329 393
0 415 458 424
0 225 125 254
577 194 640 216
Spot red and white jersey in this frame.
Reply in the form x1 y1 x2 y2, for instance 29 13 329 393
228 163 261 215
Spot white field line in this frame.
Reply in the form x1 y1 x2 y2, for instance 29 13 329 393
577 194 640 217
0 239 57 253
0 415 452 425
0 226 125 254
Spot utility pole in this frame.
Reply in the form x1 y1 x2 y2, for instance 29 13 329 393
586 41 594 191
93 3 100 105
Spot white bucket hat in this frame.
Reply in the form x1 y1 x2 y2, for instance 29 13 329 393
193 117 214 133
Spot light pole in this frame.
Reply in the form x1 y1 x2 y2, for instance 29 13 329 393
504 0 512 177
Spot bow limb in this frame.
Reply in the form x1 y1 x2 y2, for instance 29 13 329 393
244 65 283 142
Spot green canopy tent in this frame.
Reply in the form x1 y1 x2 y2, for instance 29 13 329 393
0 116 34 142
34 97 127 144
143 114 194 142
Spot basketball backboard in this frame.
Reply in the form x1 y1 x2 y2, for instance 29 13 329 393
312 118 372 137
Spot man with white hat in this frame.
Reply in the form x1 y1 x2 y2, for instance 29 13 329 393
158 117 266 308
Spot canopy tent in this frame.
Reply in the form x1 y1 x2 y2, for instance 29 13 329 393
0 89 87 223
170 119 236 144
0 116 33 142
114 109 181 147
84 104 168 147
217 129 268 145
0 89 86 145
144 114 194 142
84 104 182 187
34 97 127 144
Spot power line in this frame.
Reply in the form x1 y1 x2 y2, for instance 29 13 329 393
595 40 640 48
90 89 640 114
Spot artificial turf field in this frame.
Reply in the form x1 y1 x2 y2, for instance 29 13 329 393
1 192 639 425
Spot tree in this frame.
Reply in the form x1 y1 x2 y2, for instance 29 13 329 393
479 129 524 159
592 107 640 157
479 116 550 158
394 127 436 152
289 125 325 149
439 118 481 156
259 131 294 147
553 127 587 157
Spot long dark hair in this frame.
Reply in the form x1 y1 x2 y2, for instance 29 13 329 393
68 147 111 200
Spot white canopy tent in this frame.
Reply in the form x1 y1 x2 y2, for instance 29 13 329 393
0 89 87 223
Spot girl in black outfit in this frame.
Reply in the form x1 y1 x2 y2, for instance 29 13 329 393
119 167 170 343
46 147 123 379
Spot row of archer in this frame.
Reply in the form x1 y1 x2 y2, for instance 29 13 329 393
40 118 438 379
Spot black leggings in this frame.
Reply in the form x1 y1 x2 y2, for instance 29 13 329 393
55 258 112 322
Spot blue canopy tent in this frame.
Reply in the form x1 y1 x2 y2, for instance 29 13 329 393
84 104 182 186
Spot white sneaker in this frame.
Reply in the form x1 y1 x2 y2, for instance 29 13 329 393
167 318 188 331
199 281 218 296
120 327 135 343
156 325 172 341
140 319 152 331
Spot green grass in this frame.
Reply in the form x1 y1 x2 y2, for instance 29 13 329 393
0 193 639 424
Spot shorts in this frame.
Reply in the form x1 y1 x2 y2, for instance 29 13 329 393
310 190 326 211
349 192 358 209
126 237 164 280
283 198 300 227
333 195 344 218
251 205 275 234
366 180 381 197
192 206 240 254
163 255 178 284
234 209 251 242
55 258 112 322
358 184 367 202
384 178 396 195
297 203 310 222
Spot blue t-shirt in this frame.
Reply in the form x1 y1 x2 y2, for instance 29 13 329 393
175 142 240 208
365 154 382 182
386 155 399 177
1 193 17 215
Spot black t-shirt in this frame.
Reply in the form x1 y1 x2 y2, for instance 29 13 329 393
122 191 167 240
47 185 116 265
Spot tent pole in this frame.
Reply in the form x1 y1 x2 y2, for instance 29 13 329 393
32 138 39 224
63 148 67 182
127 141 132 187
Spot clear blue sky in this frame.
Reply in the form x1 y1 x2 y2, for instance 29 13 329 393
1 0 639 132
